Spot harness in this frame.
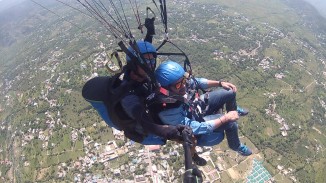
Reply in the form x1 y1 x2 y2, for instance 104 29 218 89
185 77 210 121
82 72 153 143
146 78 210 123
185 92 209 122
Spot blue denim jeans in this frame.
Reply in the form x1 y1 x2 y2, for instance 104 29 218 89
202 114 240 150
86 99 166 145
201 88 237 114
197 89 240 149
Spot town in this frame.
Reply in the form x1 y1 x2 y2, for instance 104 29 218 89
1 0 326 182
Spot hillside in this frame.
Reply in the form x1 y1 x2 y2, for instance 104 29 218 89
0 0 325 182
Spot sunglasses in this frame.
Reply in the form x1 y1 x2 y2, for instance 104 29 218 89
174 77 187 89
145 58 156 66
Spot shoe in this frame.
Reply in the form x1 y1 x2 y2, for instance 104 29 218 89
237 144 252 156
192 153 207 166
237 106 249 116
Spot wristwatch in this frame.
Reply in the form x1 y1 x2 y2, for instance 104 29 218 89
218 80 223 87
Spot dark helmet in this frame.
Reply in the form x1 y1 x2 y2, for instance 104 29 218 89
126 40 157 62
155 60 185 87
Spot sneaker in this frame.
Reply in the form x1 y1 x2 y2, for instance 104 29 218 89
237 106 249 116
192 153 207 166
237 144 252 156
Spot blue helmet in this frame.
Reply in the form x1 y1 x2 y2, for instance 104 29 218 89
155 60 185 87
126 40 157 62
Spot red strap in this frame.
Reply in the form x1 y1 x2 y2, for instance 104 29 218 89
159 87 169 96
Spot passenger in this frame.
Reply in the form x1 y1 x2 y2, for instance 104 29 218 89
153 60 252 156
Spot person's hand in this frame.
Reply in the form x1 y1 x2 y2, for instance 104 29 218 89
224 111 239 122
221 81 237 92
145 17 155 35
165 125 192 142
178 124 193 136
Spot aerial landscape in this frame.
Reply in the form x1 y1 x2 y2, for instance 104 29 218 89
0 0 325 182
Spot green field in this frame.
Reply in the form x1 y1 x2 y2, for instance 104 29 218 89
0 0 325 182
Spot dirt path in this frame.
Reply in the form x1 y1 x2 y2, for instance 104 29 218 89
312 126 326 137
7 138 20 182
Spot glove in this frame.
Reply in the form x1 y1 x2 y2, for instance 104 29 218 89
180 125 196 147
166 125 192 142
179 124 193 137
145 17 155 35
165 125 183 141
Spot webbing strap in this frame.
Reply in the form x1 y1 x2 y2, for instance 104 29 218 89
158 0 168 34
156 40 192 74
156 39 167 51
159 87 169 96
111 51 123 68
146 7 156 18
191 76 206 94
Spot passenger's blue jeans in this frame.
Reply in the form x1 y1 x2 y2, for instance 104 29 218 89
197 89 240 149
86 99 166 145
201 114 240 150
201 88 237 114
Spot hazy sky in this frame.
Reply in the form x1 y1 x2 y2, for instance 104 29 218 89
303 0 326 18
0 0 325 18
0 0 30 12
